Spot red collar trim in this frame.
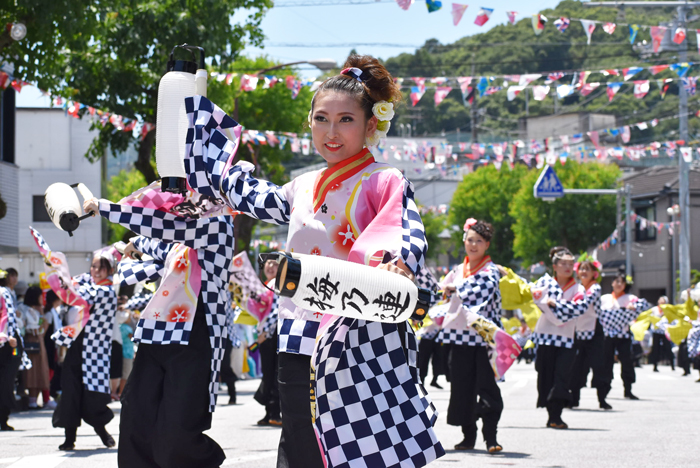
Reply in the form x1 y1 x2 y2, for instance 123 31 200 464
462 255 491 278
312 148 374 213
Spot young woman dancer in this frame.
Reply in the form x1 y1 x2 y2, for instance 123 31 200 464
597 272 650 401
183 55 444 468
567 256 605 409
532 247 593 429
84 187 234 468
18 286 51 409
649 296 675 372
437 219 504 453
47 251 118 450
0 272 23 431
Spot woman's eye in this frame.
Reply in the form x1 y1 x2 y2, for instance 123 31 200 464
340 116 353 122
314 115 327 122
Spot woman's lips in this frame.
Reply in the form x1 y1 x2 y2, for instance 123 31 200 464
325 143 342 152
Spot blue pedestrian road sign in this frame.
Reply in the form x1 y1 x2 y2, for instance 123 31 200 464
533 165 564 199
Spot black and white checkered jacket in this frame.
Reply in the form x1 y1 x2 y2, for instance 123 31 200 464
123 292 152 312
598 293 650 339
437 263 502 346
183 95 428 357
575 284 602 341
533 275 591 349
100 202 234 412
687 323 700 358
0 287 33 370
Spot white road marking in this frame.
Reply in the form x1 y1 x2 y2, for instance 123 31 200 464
501 378 528 397
5 453 72 468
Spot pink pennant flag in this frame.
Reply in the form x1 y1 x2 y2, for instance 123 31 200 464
452 3 469 26
225 73 235 85
410 87 426 106
650 26 667 53
395 0 413 10
588 130 601 149
457 76 472 94
532 85 550 101
580 82 600 96
240 74 259 91
603 22 616 34
412 77 426 92
649 64 669 75
633 80 650 98
580 20 596 45
474 7 493 26
506 11 517 25
434 87 452 106
673 27 686 44
621 125 631 143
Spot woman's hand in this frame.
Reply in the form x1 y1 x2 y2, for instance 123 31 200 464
83 198 99 215
547 298 557 308
8 336 17 348
626 302 637 310
496 265 508 277
256 332 267 344
378 259 415 281
443 284 457 298
123 242 142 261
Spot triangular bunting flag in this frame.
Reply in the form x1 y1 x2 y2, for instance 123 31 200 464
649 64 669 75
554 17 570 33
507 86 525 101
532 85 550 101
682 76 697 96
623 67 643 81
680 147 693 163
506 11 517 25
426 0 442 13
395 0 413 10
474 7 493 26
532 14 547 35
607 82 623 101
621 125 631 143
658 78 673 99
580 20 596 45
673 27 686 44
557 84 575 98
580 82 601 96
603 22 616 34
410 86 426 106
519 74 541 86
434 87 452 106
650 26 667 53
670 62 690 77
629 24 640 44
451 3 468 25
633 80 650 99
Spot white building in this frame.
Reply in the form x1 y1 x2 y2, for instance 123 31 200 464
0 107 103 283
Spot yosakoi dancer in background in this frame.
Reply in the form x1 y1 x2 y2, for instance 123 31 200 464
567 255 605 409
0 272 24 431
29 230 119 451
183 54 444 468
83 182 234 468
437 219 505 454
531 247 593 430
597 272 650 402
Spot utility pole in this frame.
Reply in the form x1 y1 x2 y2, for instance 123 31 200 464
585 1 695 291
470 55 478 145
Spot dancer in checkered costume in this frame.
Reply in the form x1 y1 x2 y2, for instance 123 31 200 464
85 186 233 467
598 271 650 402
0 283 26 431
648 297 675 372
436 219 505 453
415 268 449 391
51 253 118 451
687 321 700 381
123 292 153 313
567 256 608 409
183 55 442 468
531 247 594 429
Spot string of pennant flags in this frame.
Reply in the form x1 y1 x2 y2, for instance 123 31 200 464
597 214 681 251
399 1 700 53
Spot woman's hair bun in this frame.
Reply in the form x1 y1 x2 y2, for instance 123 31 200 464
549 246 573 263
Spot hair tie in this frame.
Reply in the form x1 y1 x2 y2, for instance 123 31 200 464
341 67 367 82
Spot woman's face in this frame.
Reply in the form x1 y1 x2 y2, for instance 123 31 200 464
464 229 489 260
264 259 279 282
311 91 377 167
612 277 626 294
90 258 109 283
552 255 575 280
577 264 595 284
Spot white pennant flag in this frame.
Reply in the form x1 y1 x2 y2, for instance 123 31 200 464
533 85 550 101
507 86 525 101
519 74 542 86
680 147 693 162
580 20 596 45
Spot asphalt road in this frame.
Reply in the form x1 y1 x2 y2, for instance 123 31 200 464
1 362 696 468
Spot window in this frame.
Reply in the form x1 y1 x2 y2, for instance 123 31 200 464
635 205 656 241
32 195 52 222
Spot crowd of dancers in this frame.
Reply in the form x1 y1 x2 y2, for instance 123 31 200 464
1 55 699 468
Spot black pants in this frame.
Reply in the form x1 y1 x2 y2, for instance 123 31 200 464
650 334 674 369
276 352 324 468
254 335 280 420
678 340 691 374
418 337 446 384
220 340 238 400
536 344 574 424
569 324 606 405
600 336 635 399
118 299 225 468
52 332 113 430
0 335 22 426
447 345 503 445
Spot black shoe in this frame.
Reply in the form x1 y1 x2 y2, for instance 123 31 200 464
653 367 659 372
430 380 443 390
486 442 503 454
58 441 75 451
257 418 271 426
454 439 475 450
1 423 14 431
624 392 639 400
228 397 237 405
547 420 568 429
95 428 115 448
599 401 613 410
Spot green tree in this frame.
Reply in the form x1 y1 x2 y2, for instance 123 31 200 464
105 169 147 244
420 210 447 260
447 163 528 266
63 0 272 183
510 161 621 266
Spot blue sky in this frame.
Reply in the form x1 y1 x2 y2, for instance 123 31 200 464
17 0 562 106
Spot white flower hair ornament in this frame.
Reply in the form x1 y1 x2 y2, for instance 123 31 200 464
366 100 394 148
